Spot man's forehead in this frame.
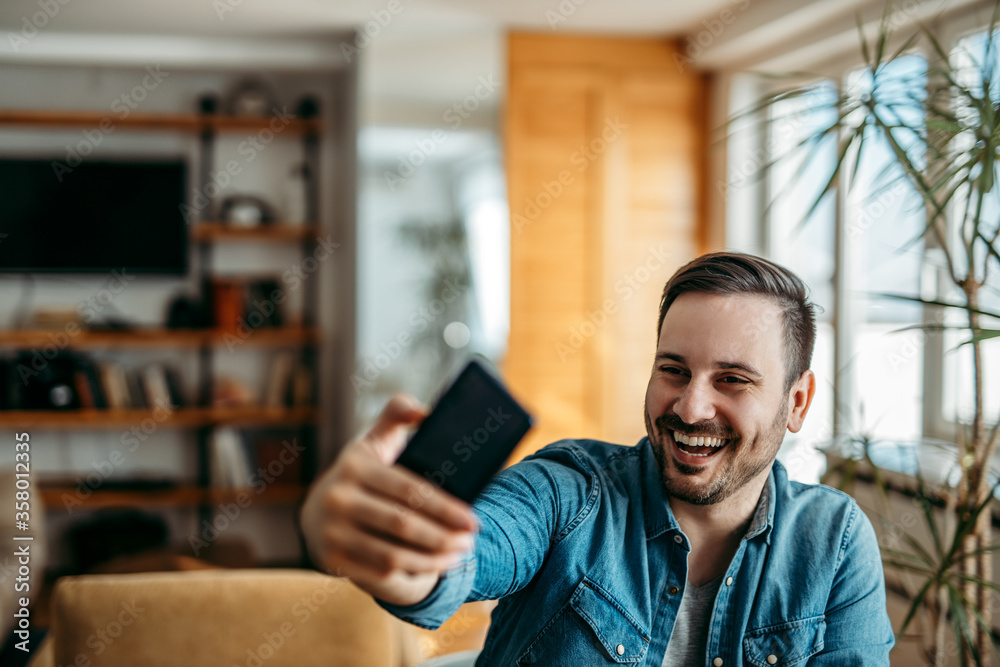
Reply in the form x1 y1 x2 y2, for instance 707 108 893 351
657 293 785 366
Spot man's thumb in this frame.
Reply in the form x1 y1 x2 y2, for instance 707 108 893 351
366 394 426 462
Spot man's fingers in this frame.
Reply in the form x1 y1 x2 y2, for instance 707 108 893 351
361 462 478 532
326 521 463 576
334 486 474 555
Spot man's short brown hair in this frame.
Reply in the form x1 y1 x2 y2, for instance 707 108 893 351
657 252 817 391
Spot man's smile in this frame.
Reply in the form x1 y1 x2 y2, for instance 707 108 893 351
672 430 730 456
669 429 731 463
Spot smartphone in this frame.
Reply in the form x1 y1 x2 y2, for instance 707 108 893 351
395 359 533 503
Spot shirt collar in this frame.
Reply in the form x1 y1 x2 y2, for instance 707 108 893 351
637 437 777 543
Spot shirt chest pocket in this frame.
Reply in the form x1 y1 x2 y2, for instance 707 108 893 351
517 578 650 666
743 616 826 667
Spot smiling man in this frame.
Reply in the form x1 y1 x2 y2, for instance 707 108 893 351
301 252 894 666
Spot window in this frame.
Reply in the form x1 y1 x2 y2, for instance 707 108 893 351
733 24 999 483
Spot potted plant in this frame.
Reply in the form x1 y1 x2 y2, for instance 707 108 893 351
746 4 1000 665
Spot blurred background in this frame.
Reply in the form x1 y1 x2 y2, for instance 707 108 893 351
0 0 998 664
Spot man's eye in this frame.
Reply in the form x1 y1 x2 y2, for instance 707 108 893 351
720 376 749 385
660 366 685 376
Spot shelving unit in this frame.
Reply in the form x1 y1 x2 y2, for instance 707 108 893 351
39 484 306 510
0 104 332 521
0 327 318 348
0 109 321 133
0 407 317 429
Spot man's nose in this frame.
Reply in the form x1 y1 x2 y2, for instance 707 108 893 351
672 378 716 425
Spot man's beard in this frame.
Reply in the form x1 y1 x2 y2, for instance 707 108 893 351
646 405 788 506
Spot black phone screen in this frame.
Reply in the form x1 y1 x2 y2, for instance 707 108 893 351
395 359 533 503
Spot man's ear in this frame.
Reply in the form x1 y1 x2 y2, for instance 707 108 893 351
786 370 815 434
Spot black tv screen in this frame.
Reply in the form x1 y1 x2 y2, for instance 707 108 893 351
0 158 188 274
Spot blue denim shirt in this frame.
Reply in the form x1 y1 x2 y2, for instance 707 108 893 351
380 438 894 666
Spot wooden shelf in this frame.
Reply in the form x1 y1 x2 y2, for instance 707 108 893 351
40 484 306 509
193 224 320 242
0 327 318 348
0 406 317 429
0 109 320 134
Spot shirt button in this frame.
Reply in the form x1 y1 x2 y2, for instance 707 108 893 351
616 644 625 656
725 576 733 586
668 585 680 595
674 535 683 544
713 658 724 667
767 656 777 665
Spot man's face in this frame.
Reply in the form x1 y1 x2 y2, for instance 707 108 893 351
644 292 805 506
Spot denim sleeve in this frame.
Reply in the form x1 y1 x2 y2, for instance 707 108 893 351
376 444 594 629
809 503 895 665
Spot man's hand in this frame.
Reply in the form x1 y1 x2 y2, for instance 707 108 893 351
300 395 479 606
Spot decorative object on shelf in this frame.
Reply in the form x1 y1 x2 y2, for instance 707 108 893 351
254 433 302 484
198 93 219 115
212 376 254 408
246 279 284 328
296 96 319 120
209 278 246 333
18 351 79 410
30 307 81 329
224 78 279 118
166 294 211 329
218 194 276 228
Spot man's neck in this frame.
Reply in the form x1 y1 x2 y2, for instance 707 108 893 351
668 469 770 586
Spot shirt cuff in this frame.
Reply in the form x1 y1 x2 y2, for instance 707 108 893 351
375 550 478 630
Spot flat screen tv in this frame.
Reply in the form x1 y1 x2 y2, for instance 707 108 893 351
0 158 188 274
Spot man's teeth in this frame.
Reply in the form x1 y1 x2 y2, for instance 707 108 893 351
673 431 727 449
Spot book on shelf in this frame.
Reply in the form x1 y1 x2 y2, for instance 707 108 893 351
126 369 148 409
98 361 130 410
76 360 108 409
163 366 186 408
141 365 171 408
209 427 252 489
291 362 313 406
263 351 295 408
